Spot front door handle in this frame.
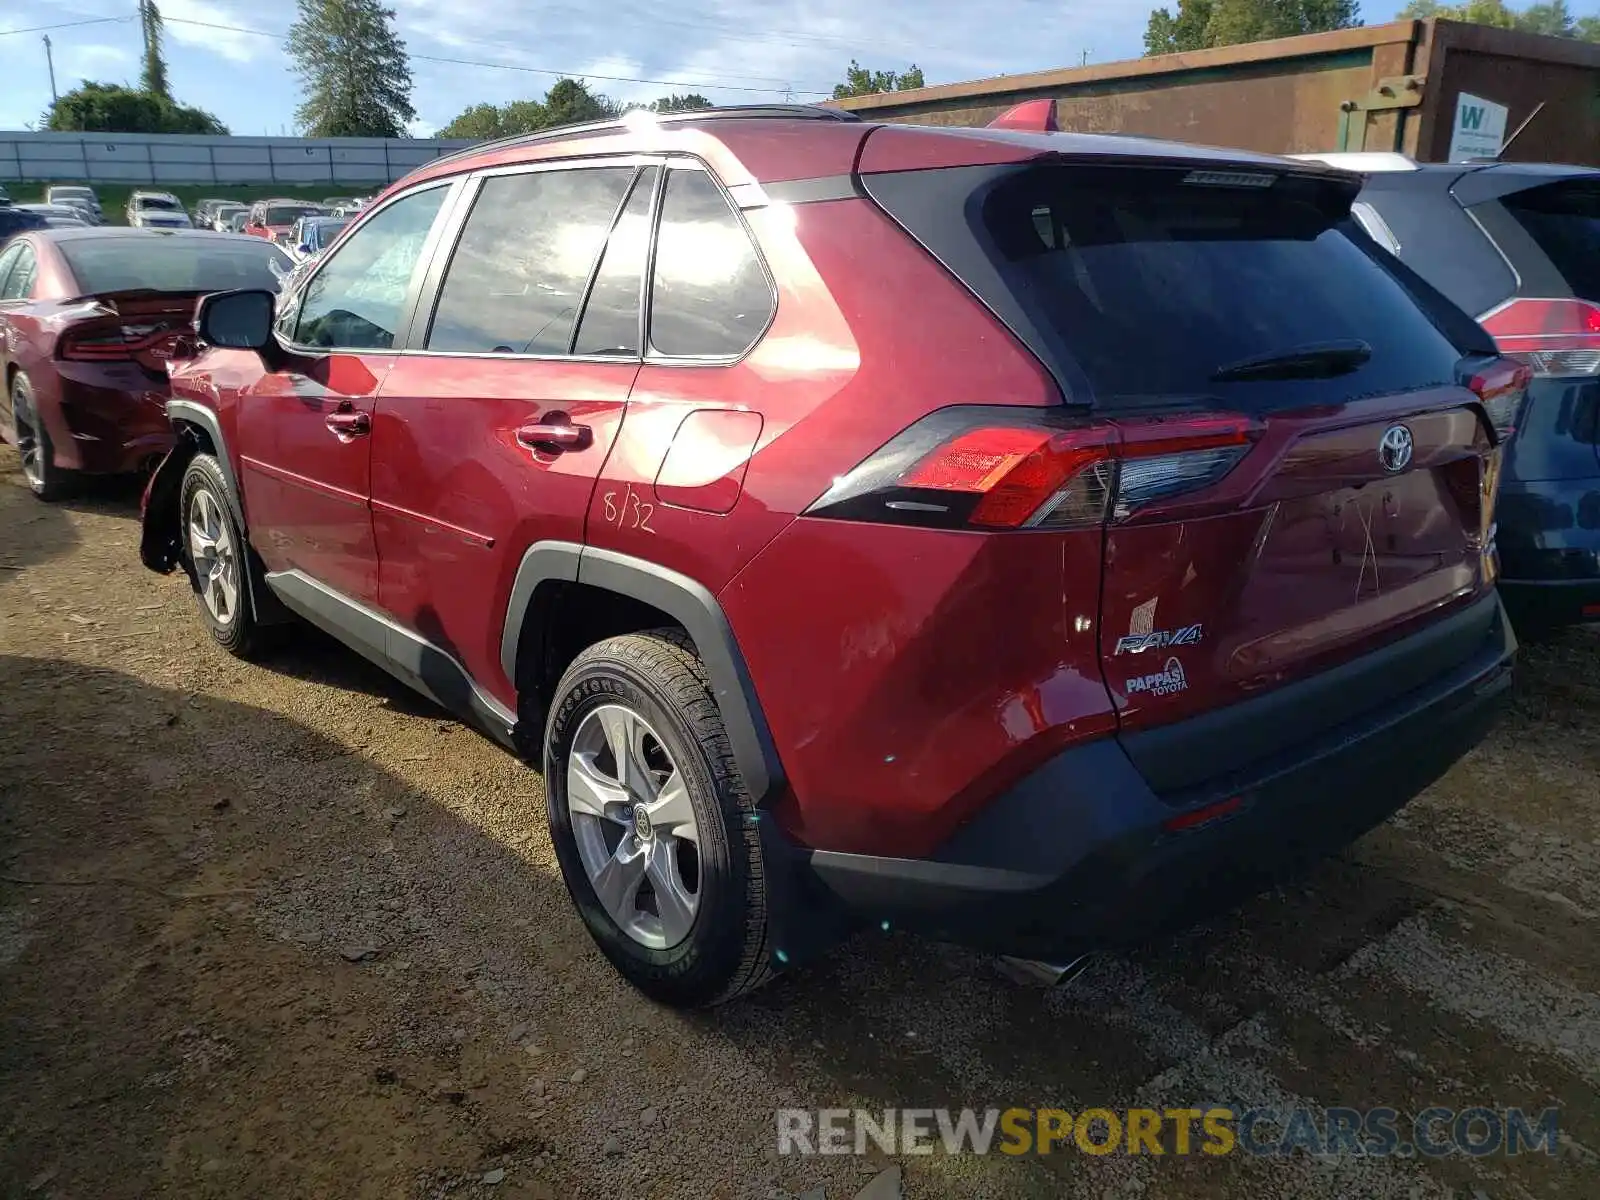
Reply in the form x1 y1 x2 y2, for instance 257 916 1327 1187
325 410 371 439
516 417 592 453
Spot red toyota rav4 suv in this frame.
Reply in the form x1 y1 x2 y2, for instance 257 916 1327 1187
141 106 1517 1007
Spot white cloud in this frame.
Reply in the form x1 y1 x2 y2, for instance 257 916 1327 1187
4 0 1210 136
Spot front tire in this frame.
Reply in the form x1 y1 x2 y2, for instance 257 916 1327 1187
545 630 775 1007
10 373 71 502
179 454 265 659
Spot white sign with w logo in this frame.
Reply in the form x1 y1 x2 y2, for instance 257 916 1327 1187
1449 93 1509 163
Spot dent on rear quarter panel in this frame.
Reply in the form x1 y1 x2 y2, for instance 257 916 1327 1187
720 522 1116 859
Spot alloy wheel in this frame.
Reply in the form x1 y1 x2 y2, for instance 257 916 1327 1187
12 386 43 491
187 487 239 626
567 703 701 950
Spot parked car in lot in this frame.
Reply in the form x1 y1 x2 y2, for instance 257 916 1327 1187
191 198 234 228
126 191 193 229
0 205 48 242
45 185 102 225
140 107 1517 1007
0 228 292 500
226 211 250 234
13 204 87 229
1301 155 1600 634
210 202 249 232
284 215 350 263
242 199 326 244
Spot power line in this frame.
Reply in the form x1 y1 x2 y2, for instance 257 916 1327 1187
0 15 130 37
161 15 834 97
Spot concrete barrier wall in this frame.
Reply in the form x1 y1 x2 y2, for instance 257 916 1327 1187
0 133 475 185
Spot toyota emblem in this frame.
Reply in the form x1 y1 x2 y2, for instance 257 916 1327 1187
1378 424 1414 474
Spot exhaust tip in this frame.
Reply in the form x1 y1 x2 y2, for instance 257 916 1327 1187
996 953 1095 988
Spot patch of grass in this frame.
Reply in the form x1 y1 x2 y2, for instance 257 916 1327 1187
15 182 375 225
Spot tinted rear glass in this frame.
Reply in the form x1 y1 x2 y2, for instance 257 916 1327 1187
137 196 180 211
869 163 1466 409
986 165 1462 407
60 237 291 294
267 205 321 225
1501 180 1600 300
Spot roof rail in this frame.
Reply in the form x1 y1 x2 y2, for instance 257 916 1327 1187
416 103 860 177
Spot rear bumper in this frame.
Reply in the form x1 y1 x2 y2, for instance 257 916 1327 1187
51 367 173 475
767 593 1516 962
1499 578 1600 631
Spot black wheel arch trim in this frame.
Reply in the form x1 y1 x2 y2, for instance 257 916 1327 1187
165 400 247 531
501 541 784 805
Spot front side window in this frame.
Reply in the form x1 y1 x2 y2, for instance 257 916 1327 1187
292 186 448 351
426 166 633 355
648 168 773 358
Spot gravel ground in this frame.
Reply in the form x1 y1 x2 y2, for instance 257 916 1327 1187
1 446 1597 1199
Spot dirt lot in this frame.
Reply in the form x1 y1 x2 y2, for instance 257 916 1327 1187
1 446 1597 1200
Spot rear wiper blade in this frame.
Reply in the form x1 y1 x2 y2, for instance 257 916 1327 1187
1210 339 1372 382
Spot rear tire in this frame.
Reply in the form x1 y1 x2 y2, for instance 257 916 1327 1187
179 454 266 660
10 373 71 502
544 630 775 1007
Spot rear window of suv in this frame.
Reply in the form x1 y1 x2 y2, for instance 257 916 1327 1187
1500 180 1600 300
867 162 1467 410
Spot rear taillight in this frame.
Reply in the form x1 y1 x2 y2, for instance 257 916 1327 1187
59 323 182 364
1462 356 1533 439
805 407 1255 531
59 330 134 361
1478 297 1600 378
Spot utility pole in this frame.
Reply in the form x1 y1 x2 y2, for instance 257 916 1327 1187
43 34 58 104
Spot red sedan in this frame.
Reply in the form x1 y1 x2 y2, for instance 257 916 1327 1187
0 227 290 499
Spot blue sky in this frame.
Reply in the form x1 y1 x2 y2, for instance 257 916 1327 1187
0 0 1590 136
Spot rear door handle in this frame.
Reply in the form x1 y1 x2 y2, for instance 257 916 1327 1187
325 410 371 439
516 418 592 453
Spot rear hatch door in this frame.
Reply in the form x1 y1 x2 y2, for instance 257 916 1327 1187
862 148 1500 788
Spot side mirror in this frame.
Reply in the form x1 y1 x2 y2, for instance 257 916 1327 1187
196 289 276 355
298 244 312 255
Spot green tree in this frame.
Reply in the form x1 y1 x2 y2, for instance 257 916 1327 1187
138 0 170 99
1397 0 1598 37
42 82 227 134
1145 0 1360 53
437 102 505 140
541 78 618 127
831 60 926 99
650 93 714 113
437 80 622 142
1144 0 1214 52
286 0 415 138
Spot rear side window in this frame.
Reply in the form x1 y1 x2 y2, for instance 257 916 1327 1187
1500 180 1600 300
427 167 633 355
649 168 773 358
573 166 657 357
1 244 36 299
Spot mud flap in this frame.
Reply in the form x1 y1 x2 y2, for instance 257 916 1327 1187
755 813 860 971
139 444 195 575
